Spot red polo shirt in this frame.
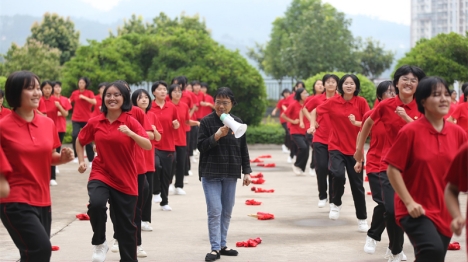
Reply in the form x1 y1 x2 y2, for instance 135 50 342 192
276 99 287 124
303 94 339 145
171 101 190 146
199 93 214 120
460 94 465 103
37 98 47 114
70 89 95 122
0 106 11 120
317 95 370 155
192 91 205 120
451 102 468 135
0 112 60 206
145 112 163 172
92 94 102 117
445 142 468 254
360 110 386 173
149 101 179 151
283 100 308 135
370 96 422 171
0 145 12 176
55 96 72 133
78 112 148 196
384 117 467 238
40 96 61 126
129 106 152 175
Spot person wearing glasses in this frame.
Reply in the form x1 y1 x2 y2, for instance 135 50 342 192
198 87 251 262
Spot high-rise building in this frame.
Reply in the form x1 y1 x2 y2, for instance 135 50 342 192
411 0 468 47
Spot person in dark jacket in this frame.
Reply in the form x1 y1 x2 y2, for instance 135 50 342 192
197 87 252 262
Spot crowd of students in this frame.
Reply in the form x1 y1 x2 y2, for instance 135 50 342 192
273 66 468 262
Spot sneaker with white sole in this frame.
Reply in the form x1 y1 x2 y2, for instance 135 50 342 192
73 157 79 163
329 204 341 220
188 170 193 176
401 252 407 261
137 245 148 258
92 240 109 262
175 187 186 195
318 199 327 208
384 248 392 259
110 239 119 253
363 236 377 254
292 165 303 175
358 219 369 232
309 168 316 177
153 194 162 203
56 167 60 174
161 205 172 211
388 252 403 262
50 180 58 186
287 156 293 163
141 221 153 231
190 156 198 163
169 184 175 194
282 144 289 154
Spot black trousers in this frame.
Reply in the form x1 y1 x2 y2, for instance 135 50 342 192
329 150 367 219
142 171 154 222
0 203 51 262
87 180 137 262
306 134 315 169
174 146 187 188
400 216 451 262
153 152 162 195
281 122 291 150
380 171 405 255
185 131 191 175
291 134 309 172
313 142 333 201
72 121 95 162
155 150 175 206
189 125 199 156
289 129 297 158
367 172 387 242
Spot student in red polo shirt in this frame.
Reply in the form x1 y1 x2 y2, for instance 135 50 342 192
200 82 215 119
40 80 69 186
448 88 468 134
0 146 12 198
357 81 396 255
284 82 304 163
445 142 468 259
70 77 96 164
281 87 310 175
150 81 180 211
313 74 370 231
132 89 163 233
0 71 74 262
169 84 200 195
272 89 292 154
190 81 205 161
385 77 467 262
355 65 426 261
303 74 339 208
0 89 11 120
92 82 107 117
77 81 151 262
52 81 72 176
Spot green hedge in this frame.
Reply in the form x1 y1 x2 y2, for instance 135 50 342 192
246 122 285 144
64 122 72 144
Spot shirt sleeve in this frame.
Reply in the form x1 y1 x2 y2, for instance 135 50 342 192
77 121 95 146
197 117 218 153
38 99 47 113
52 124 61 149
316 98 331 116
276 99 284 109
370 102 382 121
128 116 149 139
86 90 95 99
0 146 12 177
383 127 412 172
304 98 316 111
445 143 468 192
62 97 72 111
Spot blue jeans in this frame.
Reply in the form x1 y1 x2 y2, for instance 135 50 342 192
202 177 237 251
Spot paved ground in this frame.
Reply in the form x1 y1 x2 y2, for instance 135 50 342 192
1 144 466 261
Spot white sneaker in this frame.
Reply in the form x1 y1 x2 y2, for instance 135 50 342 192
309 168 316 177
388 252 403 262
73 157 79 163
190 156 198 163
92 240 109 262
358 219 369 232
169 184 175 194
188 170 193 176
56 167 60 174
292 165 302 175
49 180 58 186
89 162 93 169
364 236 377 254
153 194 162 203
137 245 148 257
329 204 341 220
401 252 407 261
384 248 392 259
175 187 186 195
193 150 199 156
318 199 327 208
282 144 289 154
161 205 172 211
141 221 153 231
110 239 118 253
287 156 293 163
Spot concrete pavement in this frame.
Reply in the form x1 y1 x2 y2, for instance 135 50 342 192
1 144 466 261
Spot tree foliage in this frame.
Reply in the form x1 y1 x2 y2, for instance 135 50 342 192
28 13 80 65
304 72 376 108
2 39 61 81
394 32 468 85
355 37 395 80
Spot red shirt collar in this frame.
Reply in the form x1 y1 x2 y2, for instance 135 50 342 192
420 116 448 135
336 95 357 105
11 110 39 127
395 96 417 110
97 111 128 124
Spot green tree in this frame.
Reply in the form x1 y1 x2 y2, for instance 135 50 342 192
305 72 376 108
113 14 149 36
394 32 468 85
2 39 61 80
356 37 395 80
28 13 80 65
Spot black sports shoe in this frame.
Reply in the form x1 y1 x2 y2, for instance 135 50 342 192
205 250 220 261
220 247 238 256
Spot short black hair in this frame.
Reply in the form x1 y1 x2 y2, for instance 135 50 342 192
115 80 130 91
192 80 201 87
213 87 237 106
0 89 4 98
281 88 291 98
414 76 449 114
40 80 54 91
450 90 457 95
464 87 468 102
131 89 152 113
168 84 181 100
293 81 305 91
98 82 108 89
176 76 187 90
393 65 426 95
338 74 360 96
101 81 132 114
151 81 168 93
376 81 394 101
312 80 323 95
294 87 306 101
200 82 209 90
461 82 468 93
78 77 91 89
53 81 62 87
5 71 40 109
322 74 340 85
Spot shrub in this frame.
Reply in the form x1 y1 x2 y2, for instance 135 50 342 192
246 122 285 144
304 72 376 108
63 122 72 144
